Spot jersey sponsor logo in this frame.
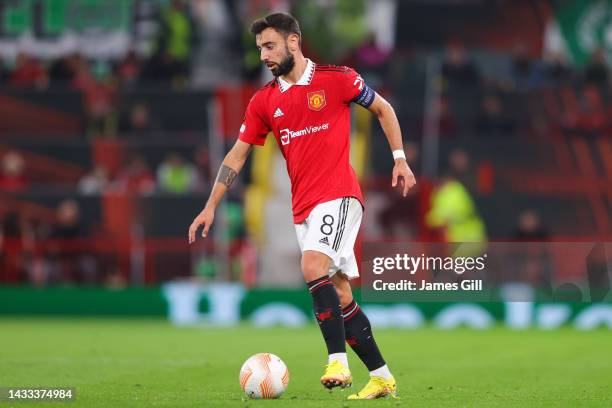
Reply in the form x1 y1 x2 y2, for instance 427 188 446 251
240 123 246 133
319 236 329 245
273 107 284 118
279 123 329 145
307 90 326 111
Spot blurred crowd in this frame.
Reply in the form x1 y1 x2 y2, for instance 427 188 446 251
0 145 215 286
0 0 198 89
0 148 212 196
0 198 121 287
2 0 610 286
438 41 612 138
0 0 201 138
2 1 612 139
80 149 211 196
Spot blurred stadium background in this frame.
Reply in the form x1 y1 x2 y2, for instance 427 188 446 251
1 1 611 405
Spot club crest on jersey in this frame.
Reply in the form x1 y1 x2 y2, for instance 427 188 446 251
307 90 326 111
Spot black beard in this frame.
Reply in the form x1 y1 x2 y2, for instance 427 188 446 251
270 51 295 77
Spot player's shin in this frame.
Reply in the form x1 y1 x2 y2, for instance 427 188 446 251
342 300 392 379
307 276 347 365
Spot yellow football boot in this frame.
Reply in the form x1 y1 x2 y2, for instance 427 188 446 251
347 376 398 400
320 360 352 389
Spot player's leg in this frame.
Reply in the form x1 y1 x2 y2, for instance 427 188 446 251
296 198 356 389
330 273 397 399
301 250 352 389
332 272 391 373
331 272 392 373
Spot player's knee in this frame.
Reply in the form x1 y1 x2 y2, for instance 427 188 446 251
301 255 328 282
334 285 353 308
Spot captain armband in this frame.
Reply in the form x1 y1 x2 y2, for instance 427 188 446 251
353 84 375 108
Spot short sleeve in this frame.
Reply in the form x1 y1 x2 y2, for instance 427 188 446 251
238 93 270 146
340 67 376 108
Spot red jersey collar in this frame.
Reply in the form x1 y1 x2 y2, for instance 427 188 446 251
277 59 315 93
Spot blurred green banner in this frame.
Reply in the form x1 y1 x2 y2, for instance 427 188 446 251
2 0 133 36
1 284 611 330
554 0 612 65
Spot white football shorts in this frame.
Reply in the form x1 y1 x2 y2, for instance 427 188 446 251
294 197 363 280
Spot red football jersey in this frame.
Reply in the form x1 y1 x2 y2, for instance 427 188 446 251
239 59 373 224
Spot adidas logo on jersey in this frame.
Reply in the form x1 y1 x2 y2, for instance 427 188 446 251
274 108 284 118
319 236 329 245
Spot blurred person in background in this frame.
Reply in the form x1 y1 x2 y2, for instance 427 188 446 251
48 53 79 86
0 211 28 283
73 60 118 138
510 209 552 292
78 165 110 196
442 40 480 135
542 52 572 84
193 146 212 190
584 47 608 86
188 12 416 400
0 151 29 192
446 148 477 193
560 84 609 135
157 152 198 194
191 0 237 85
425 162 486 245
47 199 97 284
118 103 156 137
113 155 156 195
437 95 458 137
353 32 391 89
146 0 198 86
0 56 8 83
511 43 543 91
576 85 608 134
442 40 480 87
474 94 517 137
50 200 84 242
114 49 143 87
9 52 48 89
20 214 54 286
513 210 549 241
104 264 127 289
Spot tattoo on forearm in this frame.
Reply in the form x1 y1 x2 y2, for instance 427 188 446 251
216 164 238 187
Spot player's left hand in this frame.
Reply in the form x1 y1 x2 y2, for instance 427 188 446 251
392 159 416 197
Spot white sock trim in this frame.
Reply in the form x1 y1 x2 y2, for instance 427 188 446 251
370 364 392 380
328 352 348 367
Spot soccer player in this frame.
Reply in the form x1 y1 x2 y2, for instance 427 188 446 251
188 13 416 400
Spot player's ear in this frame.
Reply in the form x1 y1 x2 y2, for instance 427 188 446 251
287 34 300 52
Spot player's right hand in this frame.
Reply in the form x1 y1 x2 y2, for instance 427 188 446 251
188 206 215 244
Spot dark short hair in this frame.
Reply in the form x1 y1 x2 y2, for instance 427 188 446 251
250 13 301 41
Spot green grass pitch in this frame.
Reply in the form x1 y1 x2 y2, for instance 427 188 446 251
0 318 610 407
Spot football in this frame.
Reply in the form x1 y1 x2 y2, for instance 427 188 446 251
239 353 290 399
